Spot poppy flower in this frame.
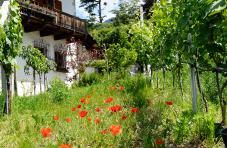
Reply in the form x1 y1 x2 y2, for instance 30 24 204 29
119 86 124 90
101 129 108 135
131 108 139 113
58 144 71 148
109 125 122 136
66 118 72 123
80 98 86 103
77 104 82 108
53 116 59 121
71 107 76 112
109 105 122 112
87 95 91 98
40 127 51 138
87 117 92 122
155 138 165 145
105 97 113 103
95 107 101 112
165 101 173 106
79 110 88 118
121 115 127 120
95 117 100 124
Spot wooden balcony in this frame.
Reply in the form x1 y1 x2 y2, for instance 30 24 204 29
18 0 88 40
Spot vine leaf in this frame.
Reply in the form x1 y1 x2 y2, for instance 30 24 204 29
205 0 227 17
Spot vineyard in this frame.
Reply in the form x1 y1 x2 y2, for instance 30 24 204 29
0 0 226 147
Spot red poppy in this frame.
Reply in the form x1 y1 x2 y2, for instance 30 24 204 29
87 95 91 98
131 108 139 113
77 104 82 108
121 115 127 120
71 107 76 112
109 125 122 136
119 86 124 90
79 110 88 118
66 118 72 123
58 144 71 148
165 101 173 106
101 129 108 135
80 98 86 103
87 117 92 122
105 97 113 103
155 138 165 145
53 116 59 121
95 107 101 112
109 105 122 112
95 117 100 124
41 127 51 138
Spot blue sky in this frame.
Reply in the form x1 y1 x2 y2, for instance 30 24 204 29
76 0 120 21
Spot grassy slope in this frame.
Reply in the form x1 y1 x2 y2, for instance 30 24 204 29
0 73 224 147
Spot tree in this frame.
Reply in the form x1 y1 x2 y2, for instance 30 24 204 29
112 0 140 25
80 0 107 23
43 59 56 91
149 0 226 124
106 43 137 71
21 45 55 94
61 38 92 82
0 0 23 114
130 22 153 73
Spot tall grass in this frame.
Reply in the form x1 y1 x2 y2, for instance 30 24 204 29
0 70 223 147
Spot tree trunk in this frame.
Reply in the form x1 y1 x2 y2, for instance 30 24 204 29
4 76 12 114
190 64 197 112
44 73 47 91
216 72 227 125
39 73 42 93
14 66 17 96
1 66 8 114
138 64 144 73
33 69 36 95
150 65 153 87
178 66 183 96
98 0 102 23
156 67 159 88
162 65 165 90
195 67 208 112
172 70 175 88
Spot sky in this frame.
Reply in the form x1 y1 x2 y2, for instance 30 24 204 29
76 0 120 21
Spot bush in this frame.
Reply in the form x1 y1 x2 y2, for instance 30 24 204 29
78 73 101 87
49 78 68 102
87 60 106 73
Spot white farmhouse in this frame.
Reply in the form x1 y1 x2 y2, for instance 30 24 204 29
0 0 98 96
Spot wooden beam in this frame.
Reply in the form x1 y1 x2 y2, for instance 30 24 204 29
24 25 40 33
54 33 70 40
40 30 54 37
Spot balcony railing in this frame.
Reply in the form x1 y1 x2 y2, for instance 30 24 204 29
18 0 87 34
55 11 86 33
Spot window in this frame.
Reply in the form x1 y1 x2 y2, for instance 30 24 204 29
55 51 67 72
37 47 47 56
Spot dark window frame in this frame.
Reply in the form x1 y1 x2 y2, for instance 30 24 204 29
54 51 67 72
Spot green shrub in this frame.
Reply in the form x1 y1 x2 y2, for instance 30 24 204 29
173 111 194 144
192 114 215 142
78 73 101 87
171 111 215 145
49 78 68 102
87 60 106 73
